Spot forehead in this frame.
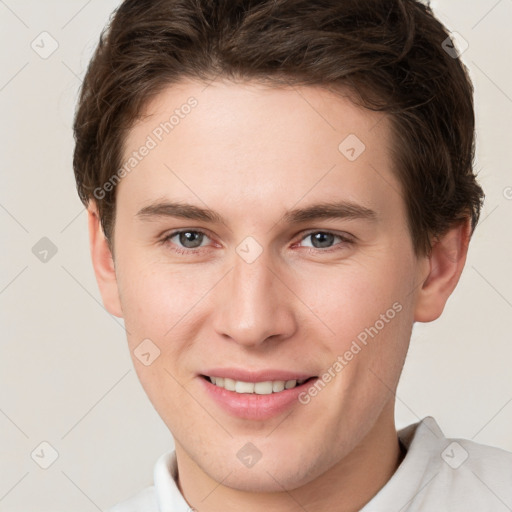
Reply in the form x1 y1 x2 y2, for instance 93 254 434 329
127 79 388 153
118 79 403 226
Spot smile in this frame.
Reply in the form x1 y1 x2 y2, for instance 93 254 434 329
199 372 320 420
203 375 315 394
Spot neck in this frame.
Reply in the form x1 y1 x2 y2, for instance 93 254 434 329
175 406 402 512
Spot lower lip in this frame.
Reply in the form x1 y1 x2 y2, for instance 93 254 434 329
199 376 318 421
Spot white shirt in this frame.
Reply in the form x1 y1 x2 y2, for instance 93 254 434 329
107 416 512 511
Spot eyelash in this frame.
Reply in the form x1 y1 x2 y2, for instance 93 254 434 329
160 229 354 256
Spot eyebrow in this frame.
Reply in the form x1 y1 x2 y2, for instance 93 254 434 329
136 199 378 225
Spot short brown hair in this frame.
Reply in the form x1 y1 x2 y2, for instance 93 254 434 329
73 0 484 257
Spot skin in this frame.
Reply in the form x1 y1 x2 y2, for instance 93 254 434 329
88 79 471 512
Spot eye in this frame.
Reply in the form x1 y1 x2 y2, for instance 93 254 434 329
162 229 212 253
297 231 354 251
160 228 354 256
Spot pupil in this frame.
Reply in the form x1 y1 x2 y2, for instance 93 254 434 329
312 232 334 248
180 231 203 248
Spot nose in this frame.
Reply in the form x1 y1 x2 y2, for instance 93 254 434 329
212 248 298 349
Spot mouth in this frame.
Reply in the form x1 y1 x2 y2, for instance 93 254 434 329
200 374 317 395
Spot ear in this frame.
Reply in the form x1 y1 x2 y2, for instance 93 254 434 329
414 217 472 323
87 202 123 318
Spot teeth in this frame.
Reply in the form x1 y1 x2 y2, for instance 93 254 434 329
272 380 285 392
224 378 236 391
255 381 273 394
285 379 297 389
208 376 309 394
235 381 255 393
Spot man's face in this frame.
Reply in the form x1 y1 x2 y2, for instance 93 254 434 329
110 80 429 491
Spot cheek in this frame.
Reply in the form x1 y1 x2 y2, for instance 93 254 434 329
116 235 414 355
294 260 403 335
298 257 413 388
116 254 216 343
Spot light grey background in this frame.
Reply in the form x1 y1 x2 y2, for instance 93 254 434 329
1 0 511 510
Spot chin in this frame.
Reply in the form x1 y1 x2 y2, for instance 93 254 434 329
207 448 327 493
222 468 308 493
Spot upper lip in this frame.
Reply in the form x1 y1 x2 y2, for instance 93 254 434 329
200 368 317 382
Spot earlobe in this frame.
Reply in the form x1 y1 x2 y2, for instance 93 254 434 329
87 202 123 318
413 218 472 323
